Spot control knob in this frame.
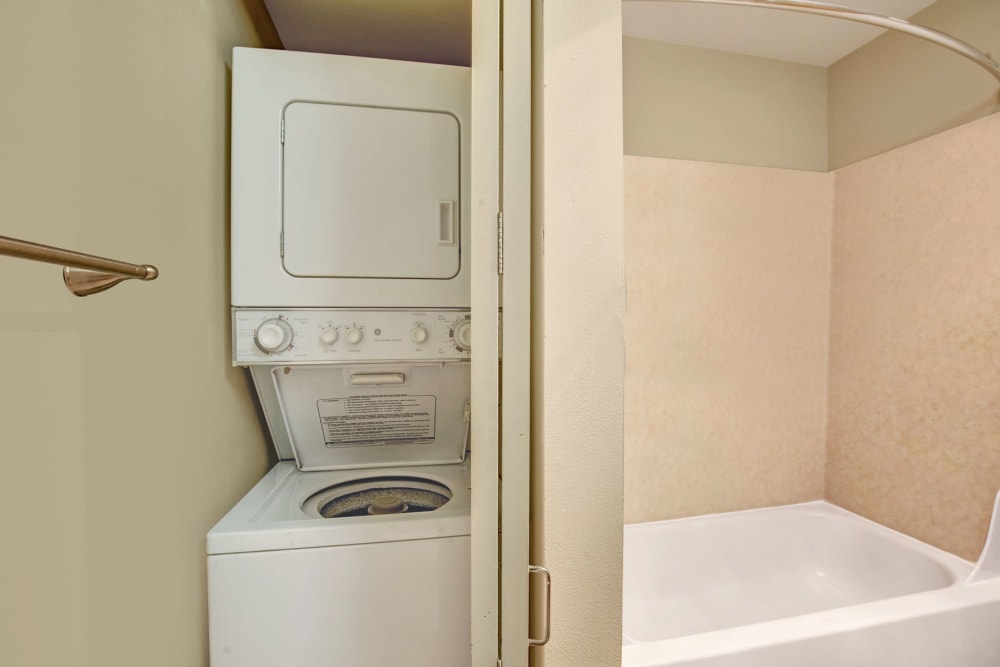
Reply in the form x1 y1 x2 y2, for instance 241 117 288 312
345 327 364 345
411 326 429 344
255 318 294 354
319 328 338 345
452 318 472 352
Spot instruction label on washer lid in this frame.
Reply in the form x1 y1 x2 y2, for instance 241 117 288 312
317 395 437 447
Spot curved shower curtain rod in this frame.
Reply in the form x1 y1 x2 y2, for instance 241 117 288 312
635 0 1000 83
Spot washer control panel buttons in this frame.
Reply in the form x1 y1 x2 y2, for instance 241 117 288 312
319 328 338 345
451 318 471 352
233 309 471 365
254 318 294 354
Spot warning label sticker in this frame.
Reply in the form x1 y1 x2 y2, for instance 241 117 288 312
317 394 437 447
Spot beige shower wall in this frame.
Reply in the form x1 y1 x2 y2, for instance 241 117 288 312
826 112 1000 562
624 156 832 523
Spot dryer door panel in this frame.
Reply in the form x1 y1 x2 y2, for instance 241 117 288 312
282 102 461 280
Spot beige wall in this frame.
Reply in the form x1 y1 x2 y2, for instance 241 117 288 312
0 3 278 666
624 106 1000 563
625 1 1000 172
624 157 832 523
829 0 1000 169
827 112 1000 561
623 36 828 171
531 1 625 665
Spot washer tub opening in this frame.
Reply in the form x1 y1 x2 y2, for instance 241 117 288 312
303 476 453 518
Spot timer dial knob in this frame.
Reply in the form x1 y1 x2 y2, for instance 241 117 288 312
345 327 363 345
255 318 294 354
452 318 472 352
319 328 338 345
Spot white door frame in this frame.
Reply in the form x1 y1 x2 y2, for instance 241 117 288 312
471 0 533 664
501 0 533 664
470 0 501 665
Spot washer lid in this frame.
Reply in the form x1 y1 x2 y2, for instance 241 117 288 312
268 361 469 471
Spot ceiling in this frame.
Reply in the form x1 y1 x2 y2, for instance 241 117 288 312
621 0 939 67
262 0 471 66
261 0 941 69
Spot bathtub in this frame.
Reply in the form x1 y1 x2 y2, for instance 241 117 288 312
622 496 1000 667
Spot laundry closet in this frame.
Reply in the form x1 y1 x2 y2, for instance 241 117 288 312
208 2 526 665
0 3 625 667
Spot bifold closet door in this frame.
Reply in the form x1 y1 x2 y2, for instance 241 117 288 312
471 0 533 665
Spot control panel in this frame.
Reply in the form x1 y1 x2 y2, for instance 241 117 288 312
233 308 471 365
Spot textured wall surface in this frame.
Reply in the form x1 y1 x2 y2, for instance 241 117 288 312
827 113 1000 561
531 1 626 665
0 3 277 666
624 156 832 524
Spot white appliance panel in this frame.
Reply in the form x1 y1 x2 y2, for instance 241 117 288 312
282 102 460 279
232 308 471 365
206 461 471 554
208 536 471 667
269 361 469 471
231 47 470 308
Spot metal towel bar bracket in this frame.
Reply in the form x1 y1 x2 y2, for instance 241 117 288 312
633 0 1000 84
0 235 159 297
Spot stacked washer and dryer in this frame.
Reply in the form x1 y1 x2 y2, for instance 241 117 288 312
207 48 472 666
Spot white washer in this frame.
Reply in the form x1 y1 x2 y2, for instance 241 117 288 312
209 308 471 666
207 460 470 667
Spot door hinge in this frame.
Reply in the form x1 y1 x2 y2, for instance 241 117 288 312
279 231 284 257
280 117 285 144
497 211 504 275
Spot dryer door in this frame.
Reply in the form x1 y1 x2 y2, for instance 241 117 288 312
230 49 470 308
282 102 461 280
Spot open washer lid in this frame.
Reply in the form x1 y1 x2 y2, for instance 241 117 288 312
265 361 469 471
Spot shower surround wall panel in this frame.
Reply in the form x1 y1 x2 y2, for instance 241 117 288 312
827 112 1000 561
624 157 833 523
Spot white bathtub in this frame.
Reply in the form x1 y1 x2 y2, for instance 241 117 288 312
622 498 1000 667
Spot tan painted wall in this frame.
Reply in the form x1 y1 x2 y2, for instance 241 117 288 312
0 3 278 666
827 112 1000 561
625 0 1000 173
828 0 1000 169
624 157 832 523
531 1 625 665
623 36 828 171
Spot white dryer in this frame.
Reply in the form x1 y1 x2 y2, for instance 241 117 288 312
230 47 471 308
210 49 473 667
